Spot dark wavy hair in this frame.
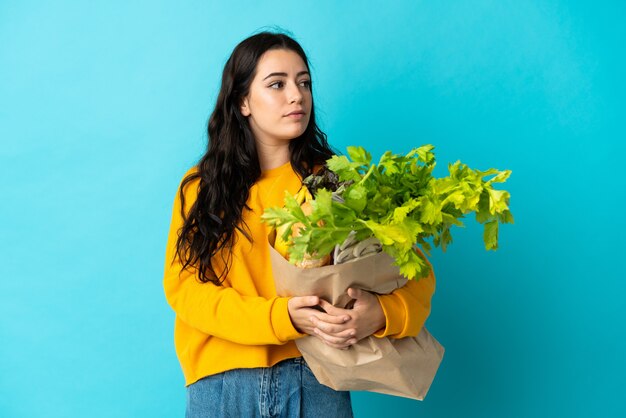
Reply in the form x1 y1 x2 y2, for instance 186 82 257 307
174 31 335 285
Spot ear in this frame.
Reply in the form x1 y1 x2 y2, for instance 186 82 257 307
240 97 250 117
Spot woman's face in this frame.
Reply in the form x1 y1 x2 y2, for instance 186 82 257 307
240 49 312 146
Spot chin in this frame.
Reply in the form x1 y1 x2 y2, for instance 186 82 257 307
283 130 307 140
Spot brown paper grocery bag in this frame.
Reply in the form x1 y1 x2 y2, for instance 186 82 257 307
268 234 445 400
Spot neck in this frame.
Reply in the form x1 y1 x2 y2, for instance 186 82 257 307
256 141 291 171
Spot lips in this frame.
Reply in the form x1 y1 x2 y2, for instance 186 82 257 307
286 110 305 116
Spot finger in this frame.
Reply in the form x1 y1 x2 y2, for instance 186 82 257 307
314 327 357 346
291 296 319 309
318 300 352 319
314 328 349 345
348 288 376 310
311 317 354 335
347 287 363 299
316 325 356 339
309 310 350 325
317 336 351 350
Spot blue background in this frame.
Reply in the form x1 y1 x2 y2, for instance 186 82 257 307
1 1 624 417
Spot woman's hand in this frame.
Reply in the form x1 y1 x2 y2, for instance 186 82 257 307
288 296 350 345
311 288 386 350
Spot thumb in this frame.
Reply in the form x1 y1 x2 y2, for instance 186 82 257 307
347 288 362 299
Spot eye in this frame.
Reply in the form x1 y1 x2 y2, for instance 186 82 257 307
269 81 284 89
300 80 312 89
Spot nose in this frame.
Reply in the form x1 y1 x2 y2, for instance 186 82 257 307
288 81 304 104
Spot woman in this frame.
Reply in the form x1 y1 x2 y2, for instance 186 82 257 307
163 31 435 417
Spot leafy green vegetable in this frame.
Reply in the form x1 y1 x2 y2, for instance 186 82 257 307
261 145 514 280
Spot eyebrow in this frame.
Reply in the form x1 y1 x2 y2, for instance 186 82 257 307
263 71 310 80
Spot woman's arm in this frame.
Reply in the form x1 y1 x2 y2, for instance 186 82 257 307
372 259 436 339
162 171 299 345
163 170 348 346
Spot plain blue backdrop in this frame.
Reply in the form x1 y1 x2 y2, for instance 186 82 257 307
1 1 624 417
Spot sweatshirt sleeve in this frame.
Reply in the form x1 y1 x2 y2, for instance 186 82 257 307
372 250 436 339
162 170 306 345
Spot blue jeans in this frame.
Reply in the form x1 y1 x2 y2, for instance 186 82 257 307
186 357 353 418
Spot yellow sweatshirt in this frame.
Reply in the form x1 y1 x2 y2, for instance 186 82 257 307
163 160 436 386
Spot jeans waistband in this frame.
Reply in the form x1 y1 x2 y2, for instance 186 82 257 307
285 356 304 365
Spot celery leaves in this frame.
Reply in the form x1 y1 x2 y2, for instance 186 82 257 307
260 145 514 280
